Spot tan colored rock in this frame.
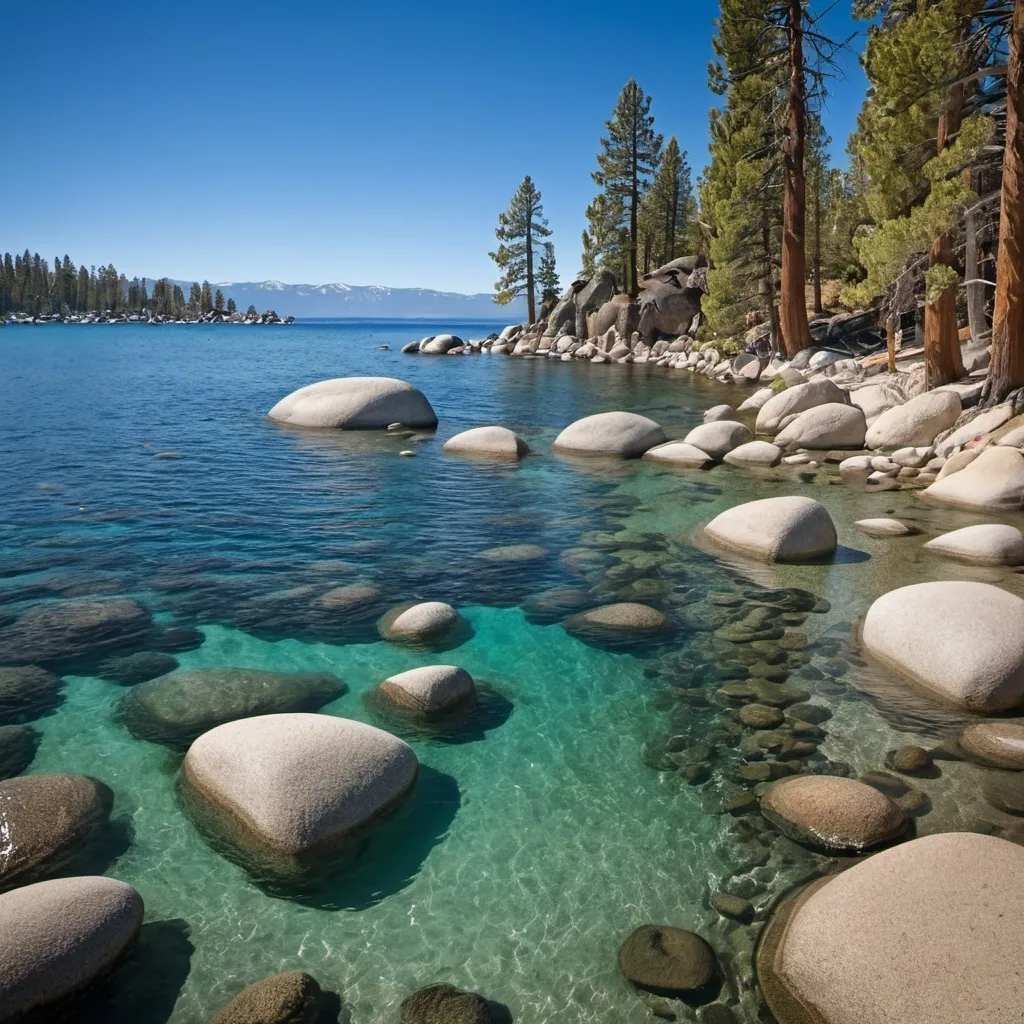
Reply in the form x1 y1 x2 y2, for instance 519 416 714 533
442 426 529 459
268 377 437 429
935 403 1013 457
760 775 908 852
723 440 783 467
865 390 961 449
755 379 847 436
924 524 1024 566
704 497 837 563
935 447 981 479
642 441 712 468
854 518 919 538
922 446 1024 511
378 601 462 643
758 832 1024 1024
564 603 668 634
861 581 1024 711
774 403 867 450
959 720 1024 769
379 665 476 715
210 972 327 1024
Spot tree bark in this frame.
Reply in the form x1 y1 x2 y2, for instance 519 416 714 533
964 203 988 342
922 55 966 385
813 162 823 313
985 0 1024 402
886 313 897 374
780 0 813 358
763 220 782 354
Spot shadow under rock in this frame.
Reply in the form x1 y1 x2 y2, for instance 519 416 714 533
261 765 461 911
75 918 195 1024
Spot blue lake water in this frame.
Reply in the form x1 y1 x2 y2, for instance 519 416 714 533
1 320 1020 1022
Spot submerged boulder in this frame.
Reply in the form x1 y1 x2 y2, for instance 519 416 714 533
865 390 961 449
773 404 866 450
683 421 753 461
757 832 1024 1024
922 447 1024 511
96 651 179 686
0 665 63 724
442 426 529 459
564 603 668 638
477 544 547 562
400 983 495 1024
120 668 347 749
553 412 666 458
0 876 144 1021
0 774 113 892
210 971 329 1024
959 720 1024 770
617 924 717 998
923 524 1024 566
268 377 438 429
379 665 477 716
181 713 419 880
760 775 908 852
642 441 713 468
0 599 152 667
704 497 837 563
378 602 462 644
861 581 1024 711
755 379 846 436
0 725 36 779
855 518 919 538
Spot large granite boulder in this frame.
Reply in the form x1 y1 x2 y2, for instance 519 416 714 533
755 379 847 436
849 383 904 425
703 405 736 423
0 774 113 892
0 665 63 724
682 421 753 461
574 270 617 339
180 713 419 880
0 725 36 779
642 442 713 469
443 426 529 459
0 599 152 667
636 257 708 338
119 668 347 749
723 441 783 468
400 983 495 1024
268 377 437 429
379 665 477 716
420 334 463 355
592 294 640 340
378 602 462 644
865 390 962 449
553 412 666 458
0 876 144 1021
542 281 584 338
210 971 329 1024
935 403 1014 457
758 832 1024 1024
922 447 1024 511
760 775 908 853
861 581 1024 711
959 720 1024 770
773 404 867 450
704 497 837 563
923 524 1024 566
617 924 716 998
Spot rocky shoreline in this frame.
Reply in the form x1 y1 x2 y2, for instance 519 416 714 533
2 310 295 326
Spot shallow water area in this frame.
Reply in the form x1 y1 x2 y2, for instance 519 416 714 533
3 321 1024 1022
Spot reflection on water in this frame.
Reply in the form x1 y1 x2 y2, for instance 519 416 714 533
2 322 1024 1022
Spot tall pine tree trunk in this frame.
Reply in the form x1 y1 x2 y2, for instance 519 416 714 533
780 0 813 357
985 0 1024 402
763 220 782 354
923 66 966 384
526 206 536 326
964 199 987 342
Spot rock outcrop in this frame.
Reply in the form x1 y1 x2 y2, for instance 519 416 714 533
268 377 438 430
636 256 708 338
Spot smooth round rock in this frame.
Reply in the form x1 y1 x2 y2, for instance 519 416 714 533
865 390 962 449
0 665 63 724
120 668 346 749
378 602 462 643
760 775 908 852
774 403 867 450
477 544 547 562
739 703 784 729
756 379 847 436
683 421 753 461
552 411 666 458
723 441 782 468
642 441 713 468
854 518 919 538
0 876 144 1020
922 446 1024 511
210 971 328 1024
923 524 1024 566
959 720 1024 769
885 745 933 774
758 832 1024 1024
181 713 419 879
96 651 178 686
268 377 437 429
443 426 529 459
0 774 112 892
703 404 735 423
704 497 837 563
861 581 1024 712
564 603 668 635
400 983 494 1023
0 724 36 779
312 582 383 611
618 925 716 996
379 665 476 715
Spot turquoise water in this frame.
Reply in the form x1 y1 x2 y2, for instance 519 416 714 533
2 321 1023 1022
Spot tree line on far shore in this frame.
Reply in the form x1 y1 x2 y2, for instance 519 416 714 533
0 250 260 319
489 0 1023 403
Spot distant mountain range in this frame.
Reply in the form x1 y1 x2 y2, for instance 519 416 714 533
172 279 527 320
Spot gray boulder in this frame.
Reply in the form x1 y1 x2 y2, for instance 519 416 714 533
865 390 961 449
268 377 438 430
443 426 529 459
96 651 178 686
210 971 328 1024
683 421 753 461
574 270 617 339
723 441 782 468
379 665 477 716
642 442 713 468
704 497 837 563
773 403 866 450
419 334 463 355
0 725 36 779
703 404 736 423
0 876 144 1021
756 379 847 436
119 668 347 749
923 524 1024 566
636 257 708 338
922 447 1024 511
617 924 716 997
378 601 462 643
553 412 666 458
0 665 63 724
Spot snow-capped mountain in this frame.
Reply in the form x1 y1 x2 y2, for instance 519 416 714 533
174 280 525 319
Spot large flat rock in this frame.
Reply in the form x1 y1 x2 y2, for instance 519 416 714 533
861 581 1024 711
268 377 437 429
923 524 1024 566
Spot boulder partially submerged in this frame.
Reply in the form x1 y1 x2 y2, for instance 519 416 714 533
617 924 717 999
642 441 713 469
0 665 63 724
552 412 665 458
268 377 437 429
378 602 463 644
682 421 753 461
861 581 1024 711
180 713 419 880
704 497 837 563
442 426 529 459
210 971 330 1024
959 720 1024 770
378 665 477 716
923 524 1024 566
922 447 1024 511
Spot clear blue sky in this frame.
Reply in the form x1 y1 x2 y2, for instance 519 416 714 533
1 0 869 293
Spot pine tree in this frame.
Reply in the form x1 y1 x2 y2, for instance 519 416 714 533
188 282 201 314
639 136 694 273
247 304 258 317
200 280 213 314
488 175 551 324
537 243 560 305
581 192 627 281
226 297 237 314
214 288 225 312
590 80 663 297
